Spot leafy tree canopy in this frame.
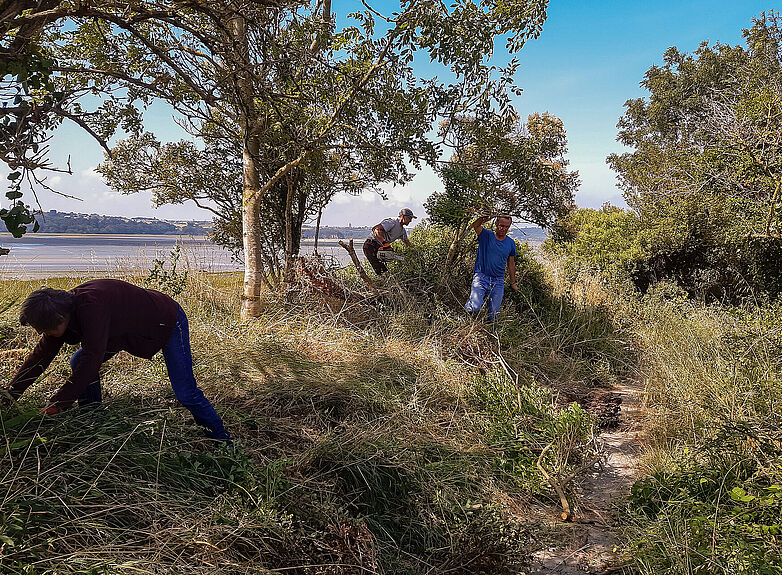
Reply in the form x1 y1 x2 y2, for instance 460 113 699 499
427 112 579 230
608 11 782 239
59 0 548 289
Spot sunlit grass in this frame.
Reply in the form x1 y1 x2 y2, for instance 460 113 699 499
0 262 617 574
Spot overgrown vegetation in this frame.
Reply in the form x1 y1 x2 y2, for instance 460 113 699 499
0 228 634 574
547 205 782 304
619 293 782 574
540 235 782 573
540 15 782 572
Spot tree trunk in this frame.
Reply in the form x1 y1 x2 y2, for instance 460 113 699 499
228 6 265 319
338 239 377 292
241 136 264 319
313 204 323 256
283 172 296 285
446 219 469 268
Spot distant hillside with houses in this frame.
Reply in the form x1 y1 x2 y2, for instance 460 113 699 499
27 211 546 243
35 211 212 235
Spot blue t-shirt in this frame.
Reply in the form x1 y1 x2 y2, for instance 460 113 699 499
474 228 516 279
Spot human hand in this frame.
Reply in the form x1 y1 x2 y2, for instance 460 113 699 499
40 403 60 416
510 282 519 293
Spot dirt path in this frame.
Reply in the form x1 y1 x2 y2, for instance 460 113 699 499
527 379 644 574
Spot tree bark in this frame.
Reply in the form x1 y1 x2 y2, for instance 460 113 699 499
228 6 264 319
446 219 469 268
313 204 323 256
241 135 264 319
338 239 377 292
283 171 296 285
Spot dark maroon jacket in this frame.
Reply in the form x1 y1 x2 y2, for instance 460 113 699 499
9 279 178 408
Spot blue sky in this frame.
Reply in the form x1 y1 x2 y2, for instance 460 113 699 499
27 1 775 227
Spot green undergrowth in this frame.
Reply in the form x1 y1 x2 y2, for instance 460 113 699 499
0 253 631 574
616 295 782 574
542 210 782 573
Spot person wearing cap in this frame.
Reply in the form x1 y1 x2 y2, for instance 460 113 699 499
0 279 231 443
464 214 519 322
363 208 416 275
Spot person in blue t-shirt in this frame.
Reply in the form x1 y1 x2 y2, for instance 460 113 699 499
464 214 518 322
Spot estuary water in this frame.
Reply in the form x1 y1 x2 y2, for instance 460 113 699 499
0 234 352 279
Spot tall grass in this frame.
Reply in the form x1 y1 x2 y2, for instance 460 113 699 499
614 289 782 574
0 248 626 574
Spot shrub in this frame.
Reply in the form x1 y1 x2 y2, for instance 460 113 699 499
144 244 188 296
547 205 782 304
545 205 649 284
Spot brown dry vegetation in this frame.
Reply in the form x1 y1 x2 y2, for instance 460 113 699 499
0 242 634 575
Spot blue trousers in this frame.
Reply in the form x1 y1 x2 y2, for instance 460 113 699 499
464 272 505 322
71 304 229 440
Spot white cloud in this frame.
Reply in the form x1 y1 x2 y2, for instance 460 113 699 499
80 166 103 180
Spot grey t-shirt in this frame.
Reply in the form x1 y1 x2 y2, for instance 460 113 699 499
369 218 408 243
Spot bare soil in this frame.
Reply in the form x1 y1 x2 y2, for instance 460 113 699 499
526 379 643 574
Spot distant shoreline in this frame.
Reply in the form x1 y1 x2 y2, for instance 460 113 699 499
0 234 354 279
0 232 210 238
0 233 351 241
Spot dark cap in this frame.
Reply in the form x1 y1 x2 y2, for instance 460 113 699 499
399 208 417 219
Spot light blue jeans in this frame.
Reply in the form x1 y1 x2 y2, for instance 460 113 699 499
464 272 505 322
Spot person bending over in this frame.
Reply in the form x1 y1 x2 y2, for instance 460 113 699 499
0 279 230 442
464 215 519 322
362 208 416 275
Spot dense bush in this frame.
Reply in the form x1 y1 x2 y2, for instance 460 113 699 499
546 205 648 282
547 206 782 304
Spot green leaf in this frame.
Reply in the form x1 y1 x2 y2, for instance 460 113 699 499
1 411 39 429
729 487 747 501
0 534 15 546
8 436 46 450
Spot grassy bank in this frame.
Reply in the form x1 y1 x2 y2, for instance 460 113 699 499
621 293 782 574
549 256 782 574
0 248 631 574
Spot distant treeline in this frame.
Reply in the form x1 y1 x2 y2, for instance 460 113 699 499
301 226 371 239
301 225 546 242
31 211 546 242
36 211 211 235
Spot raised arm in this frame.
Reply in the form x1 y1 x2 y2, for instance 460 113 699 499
471 215 491 236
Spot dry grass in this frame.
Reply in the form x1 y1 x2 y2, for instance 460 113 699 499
0 264 621 574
